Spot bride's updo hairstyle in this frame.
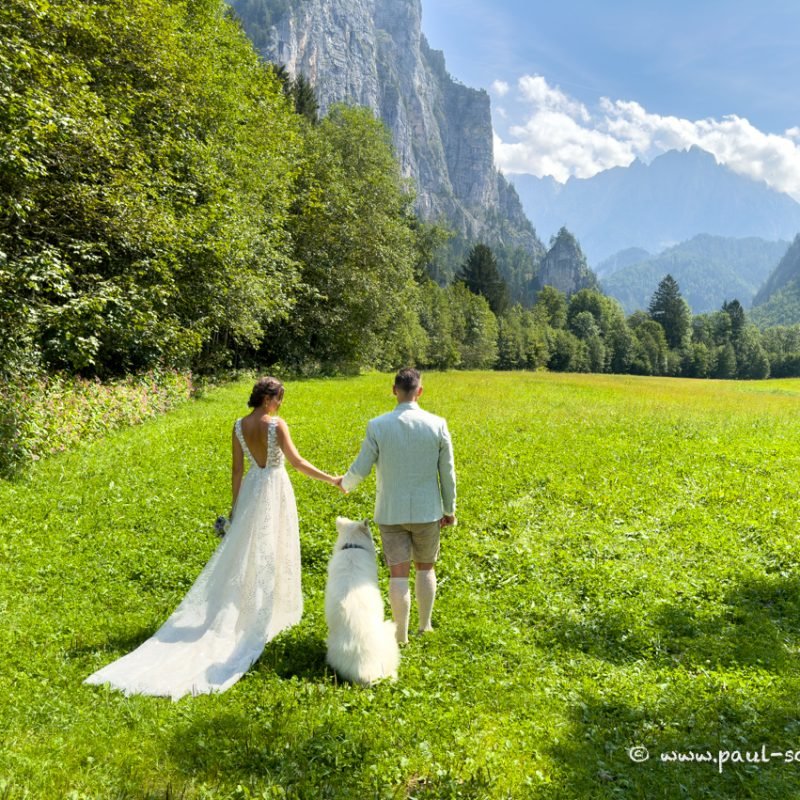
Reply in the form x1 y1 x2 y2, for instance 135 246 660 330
248 376 285 408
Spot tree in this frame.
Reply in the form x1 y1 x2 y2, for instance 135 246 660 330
735 326 770 379
269 104 421 371
0 0 302 377
533 285 568 329
455 243 509 316
291 73 319 123
419 283 460 370
648 275 691 349
497 306 527 370
714 342 737 379
722 299 746 342
268 64 319 123
628 313 669 375
547 329 581 372
449 283 498 369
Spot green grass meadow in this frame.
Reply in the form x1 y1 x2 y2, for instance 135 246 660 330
3 371 800 799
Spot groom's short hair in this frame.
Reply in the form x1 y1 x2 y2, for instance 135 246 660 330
394 367 421 394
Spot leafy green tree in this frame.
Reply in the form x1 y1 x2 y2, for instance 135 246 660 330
761 325 800 377
547 329 582 372
456 243 509 316
685 342 713 378
449 283 498 369
419 283 460 369
628 313 669 375
0 0 301 377
714 342 737 379
533 285 568 329
410 220 452 284
648 274 692 349
735 326 770 379
269 104 420 371
606 322 637 374
497 307 527 370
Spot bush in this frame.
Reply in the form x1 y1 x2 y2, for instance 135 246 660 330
0 369 193 478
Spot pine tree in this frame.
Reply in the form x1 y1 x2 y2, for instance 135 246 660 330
648 274 691 349
268 64 318 123
722 299 746 342
292 73 319 124
455 243 509 315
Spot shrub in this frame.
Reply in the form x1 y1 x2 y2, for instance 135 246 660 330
0 369 193 478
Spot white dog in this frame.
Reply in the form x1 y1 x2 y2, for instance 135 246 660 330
325 517 400 685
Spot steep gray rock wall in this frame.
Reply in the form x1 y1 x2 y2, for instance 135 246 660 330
536 228 598 296
230 0 550 300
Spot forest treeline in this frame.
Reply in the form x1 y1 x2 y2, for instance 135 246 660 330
3 0 800 388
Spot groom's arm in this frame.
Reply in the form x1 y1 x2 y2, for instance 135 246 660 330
341 421 379 492
438 420 456 517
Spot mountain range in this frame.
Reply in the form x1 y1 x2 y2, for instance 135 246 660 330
751 235 800 326
229 0 800 322
599 235 790 314
509 147 800 267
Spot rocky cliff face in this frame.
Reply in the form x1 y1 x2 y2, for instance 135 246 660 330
535 228 598 296
230 0 549 301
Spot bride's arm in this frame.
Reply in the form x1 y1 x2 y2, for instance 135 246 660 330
231 426 245 516
276 419 339 485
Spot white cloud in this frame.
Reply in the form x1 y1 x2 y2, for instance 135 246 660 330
495 75 800 201
518 75 590 122
491 79 510 97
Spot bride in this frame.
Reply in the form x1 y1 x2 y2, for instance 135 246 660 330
85 376 340 700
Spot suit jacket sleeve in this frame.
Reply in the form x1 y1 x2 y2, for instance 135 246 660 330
438 420 456 516
341 421 379 492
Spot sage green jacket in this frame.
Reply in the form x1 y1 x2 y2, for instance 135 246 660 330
341 402 456 525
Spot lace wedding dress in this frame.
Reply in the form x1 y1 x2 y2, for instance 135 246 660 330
85 418 302 700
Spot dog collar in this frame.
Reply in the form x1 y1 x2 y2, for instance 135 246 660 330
340 543 368 552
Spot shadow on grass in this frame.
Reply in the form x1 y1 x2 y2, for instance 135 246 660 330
529 574 800 672
167 708 373 796
540 685 800 799
520 574 800 797
254 623 330 682
68 625 159 659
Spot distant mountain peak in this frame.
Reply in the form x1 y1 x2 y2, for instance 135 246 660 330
510 147 800 265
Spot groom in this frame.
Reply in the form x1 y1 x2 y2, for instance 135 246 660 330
341 368 456 643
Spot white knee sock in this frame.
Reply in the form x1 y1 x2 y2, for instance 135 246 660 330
389 577 410 644
416 569 437 633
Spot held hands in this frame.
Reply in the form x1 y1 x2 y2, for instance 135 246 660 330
439 514 456 528
332 475 347 494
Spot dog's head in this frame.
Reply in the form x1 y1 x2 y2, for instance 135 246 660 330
334 516 376 554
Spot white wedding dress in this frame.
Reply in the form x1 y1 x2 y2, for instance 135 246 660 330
85 418 302 700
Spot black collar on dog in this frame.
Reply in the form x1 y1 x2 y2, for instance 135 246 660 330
340 543 368 552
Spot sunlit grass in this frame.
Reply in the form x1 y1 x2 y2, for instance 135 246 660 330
2 371 800 798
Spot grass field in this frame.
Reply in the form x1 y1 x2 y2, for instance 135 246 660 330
3 370 800 799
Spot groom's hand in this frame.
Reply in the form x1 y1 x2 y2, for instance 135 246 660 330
439 514 455 528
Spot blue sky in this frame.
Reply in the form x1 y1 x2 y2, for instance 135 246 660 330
420 0 800 198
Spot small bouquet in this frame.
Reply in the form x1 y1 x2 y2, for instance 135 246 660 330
214 515 230 537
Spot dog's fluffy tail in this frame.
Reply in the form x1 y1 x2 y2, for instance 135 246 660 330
326 619 400 686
